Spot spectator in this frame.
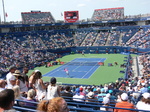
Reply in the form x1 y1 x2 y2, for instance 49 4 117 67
97 88 107 102
86 91 98 102
0 79 6 92
28 70 39 89
33 71 48 101
37 97 69 112
73 88 85 101
114 93 135 112
25 89 37 107
12 85 26 106
136 92 150 111
13 70 28 94
22 67 29 88
6 67 17 89
61 85 73 100
80 87 86 96
47 77 60 100
100 94 113 111
130 89 141 105
140 84 148 94
0 89 15 111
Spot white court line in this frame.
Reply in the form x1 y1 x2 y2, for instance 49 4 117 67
44 58 80 76
44 63 70 76
72 61 88 71
82 58 106 79
81 63 98 79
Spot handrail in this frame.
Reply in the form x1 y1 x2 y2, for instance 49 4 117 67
15 99 150 112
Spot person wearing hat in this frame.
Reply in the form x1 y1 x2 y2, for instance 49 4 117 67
73 88 85 101
97 88 107 103
13 70 28 94
114 93 136 112
100 94 113 111
86 91 98 103
136 92 150 111
47 77 60 100
80 87 86 96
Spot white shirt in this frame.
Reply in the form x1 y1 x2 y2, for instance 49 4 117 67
6 72 16 89
47 85 59 100
73 94 85 101
136 101 150 111
35 79 46 101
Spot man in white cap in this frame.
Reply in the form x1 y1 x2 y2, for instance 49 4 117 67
136 92 150 111
114 93 135 112
100 94 113 111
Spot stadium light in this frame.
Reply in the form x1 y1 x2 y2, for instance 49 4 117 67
2 0 6 23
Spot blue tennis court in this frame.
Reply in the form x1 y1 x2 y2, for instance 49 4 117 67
43 58 106 79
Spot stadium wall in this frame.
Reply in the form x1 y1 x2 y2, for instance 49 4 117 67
35 46 150 55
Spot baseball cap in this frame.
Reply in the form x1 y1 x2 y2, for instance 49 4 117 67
103 97 110 104
50 77 56 84
142 92 150 99
108 90 113 93
121 93 128 101
87 92 94 98
80 87 83 91
106 93 111 98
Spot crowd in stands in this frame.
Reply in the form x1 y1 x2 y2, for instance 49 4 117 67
0 64 150 111
93 31 109 46
92 8 124 21
138 54 150 76
0 27 150 76
0 36 59 75
81 31 98 46
108 31 121 46
74 31 88 46
21 12 55 24
126 28 150 48
0 36 149 111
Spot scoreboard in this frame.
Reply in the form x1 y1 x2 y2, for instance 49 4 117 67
64 11 79 23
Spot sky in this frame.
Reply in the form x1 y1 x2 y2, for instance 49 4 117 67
0 0 150 22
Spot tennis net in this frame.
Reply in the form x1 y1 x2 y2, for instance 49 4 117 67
61 62 104 66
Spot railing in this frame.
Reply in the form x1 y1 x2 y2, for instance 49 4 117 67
14 98 150 112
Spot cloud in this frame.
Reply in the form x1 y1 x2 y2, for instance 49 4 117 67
83 0 91 2
48 3 56 7
77 4 86 7
141 0 150 5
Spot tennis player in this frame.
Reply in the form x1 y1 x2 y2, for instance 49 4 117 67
64 68 70 78
82 51 85 56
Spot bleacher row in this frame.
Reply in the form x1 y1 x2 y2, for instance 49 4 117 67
1 26 150 51
13 97 150 112
0 26 150 76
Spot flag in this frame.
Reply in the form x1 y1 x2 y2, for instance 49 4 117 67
61 12 63 16
5 13 8 17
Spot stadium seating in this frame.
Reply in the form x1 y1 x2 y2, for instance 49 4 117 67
93 31 109 46
21 12 55 24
